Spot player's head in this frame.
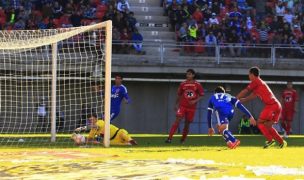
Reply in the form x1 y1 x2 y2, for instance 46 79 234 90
249 66 260 81
287 81 293 89
186 69 196 80
88 113 98 125
114 74 123 86
214 86 225 93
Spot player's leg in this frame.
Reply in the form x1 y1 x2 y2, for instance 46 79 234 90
281 110 287 133
259 104 286 148
118 129 137 145
267 104 286 147
110 110 119 122
180 120 190 144
166 107 185 143
257 119 276 148
180 108 196 143
285 111 294 135
218 118 240 149
257 106 275 145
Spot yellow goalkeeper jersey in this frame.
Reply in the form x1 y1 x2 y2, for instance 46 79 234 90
88 120 119 139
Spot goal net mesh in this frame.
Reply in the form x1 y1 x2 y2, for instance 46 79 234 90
0 22 111 147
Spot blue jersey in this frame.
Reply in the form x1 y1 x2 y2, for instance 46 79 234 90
207 93 252 128
111 85 129 112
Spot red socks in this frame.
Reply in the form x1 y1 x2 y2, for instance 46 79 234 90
168 121 179 140
257 123 273 142
258 123 284 144
268 127 284 144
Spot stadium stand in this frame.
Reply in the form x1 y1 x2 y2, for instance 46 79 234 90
163 0 304 57
0 0 144 53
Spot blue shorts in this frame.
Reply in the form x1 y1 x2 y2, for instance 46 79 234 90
216 112 233 125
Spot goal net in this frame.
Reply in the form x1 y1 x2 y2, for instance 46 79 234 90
0 21 112 147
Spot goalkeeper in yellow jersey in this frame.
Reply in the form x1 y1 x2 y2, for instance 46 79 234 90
72 113 137 146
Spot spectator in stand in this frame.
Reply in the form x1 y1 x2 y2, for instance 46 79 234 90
14 18 25 30
42 2 53 19
226 27 241 57
192 7 203 23
182 5 191 22
83 5 96 19
246 16 253 30
53 1 63 18
70 11 82 27
131 28 144 54
229 7 242 20
205 31 217 56
293 24 303 40
117 0 130 13
269 16 284 33
275 0 285 19
188 23 198 42
194 0 209 9
127 11 137 32
120 27 131 53
179 22 189 42
258 23 270 44
112 27 121 53
284 9 294 25
208 12 219 25
211 1 221 15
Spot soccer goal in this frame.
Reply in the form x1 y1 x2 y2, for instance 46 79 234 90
0 21 112 147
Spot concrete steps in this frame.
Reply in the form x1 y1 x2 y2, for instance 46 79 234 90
128 0 161 7
128 0 176 54
131 6 164 16
138 25 170 32
140 31 175 40
135 15 168 24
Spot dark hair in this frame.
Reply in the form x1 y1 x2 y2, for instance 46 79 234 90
186 68 196 74
214 86 225 93
186 69 196 79
88 113 98 119
249 66 260 77
115 74 123 79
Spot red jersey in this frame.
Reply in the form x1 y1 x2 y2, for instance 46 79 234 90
281 88 298 111
177 80 204 109
246 77 278 105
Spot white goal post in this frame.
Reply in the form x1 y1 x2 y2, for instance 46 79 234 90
0 21 112 147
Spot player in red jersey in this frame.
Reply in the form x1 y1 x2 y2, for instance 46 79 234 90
165 69 204 144
281 81 298 137
237 67 287 148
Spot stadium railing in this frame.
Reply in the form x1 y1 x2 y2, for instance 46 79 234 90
112 41 304 67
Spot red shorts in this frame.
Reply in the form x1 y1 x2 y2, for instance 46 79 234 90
281 110 295 121
259 103 282 123
176 106 196 122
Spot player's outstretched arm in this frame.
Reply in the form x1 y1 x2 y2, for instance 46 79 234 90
75 126 87 132
231 97 256 126
207 100 214 136
241 93 257 103
236 88 249 100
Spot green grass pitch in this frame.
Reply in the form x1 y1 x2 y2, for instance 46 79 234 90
0 134 303 179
